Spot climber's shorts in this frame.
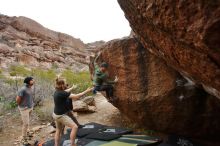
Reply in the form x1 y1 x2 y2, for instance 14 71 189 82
52 113 76 131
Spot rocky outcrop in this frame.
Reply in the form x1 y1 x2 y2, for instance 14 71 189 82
73 96 96 113
117 0 220 99
90 37 220 140
86 40 106 54
0 14 90 71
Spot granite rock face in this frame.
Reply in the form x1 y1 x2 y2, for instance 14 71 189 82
117 0 220 99
90 37 220 139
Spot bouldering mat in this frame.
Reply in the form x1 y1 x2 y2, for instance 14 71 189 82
77 138 94 146
41 123 163 146
116 137 161 146
101 141 137 146
103 126 133 135
77 122 105 137
85 131 121 141
84 140 109 146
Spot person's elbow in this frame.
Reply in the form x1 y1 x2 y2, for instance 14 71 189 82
16 96 21 105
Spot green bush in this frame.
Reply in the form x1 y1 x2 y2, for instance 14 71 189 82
9 71 17 76
4 78 23 86
4 78 16 85
0 96 4 102
61 70 92 94
0 73 4 79
5 100 17 110
52 63 59 69
32 68 56 81
9 65 31 76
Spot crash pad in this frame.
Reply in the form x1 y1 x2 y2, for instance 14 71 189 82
101 141 137 146
85 131 121 141
41 123 163 146
103 126 133 135
84 140 108 146
77 122 105 137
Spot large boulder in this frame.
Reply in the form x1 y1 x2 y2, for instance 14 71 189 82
90 37 220 140
117 0 220 99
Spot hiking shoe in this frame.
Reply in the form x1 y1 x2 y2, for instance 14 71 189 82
23 144 31 146
21 138 29 145
27 131 34 138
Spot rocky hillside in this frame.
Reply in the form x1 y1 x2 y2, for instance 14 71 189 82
0 14 90 71
89 0 220 142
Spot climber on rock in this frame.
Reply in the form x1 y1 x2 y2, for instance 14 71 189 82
92 52 119 102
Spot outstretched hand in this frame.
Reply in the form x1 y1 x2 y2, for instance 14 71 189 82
114 76 119 83
57 74 61 79
71 84 78 89
86 87 94 92
97 51 101 56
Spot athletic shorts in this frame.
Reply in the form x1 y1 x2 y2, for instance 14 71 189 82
52 113 75 131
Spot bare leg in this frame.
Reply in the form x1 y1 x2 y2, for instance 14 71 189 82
69 123 78 146
66 111 81 127
54 129 61 146
54 122 64 146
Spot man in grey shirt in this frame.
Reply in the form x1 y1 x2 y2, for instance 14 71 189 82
16 77 34 141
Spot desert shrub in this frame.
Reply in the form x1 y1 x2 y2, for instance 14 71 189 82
30 68 56 106
0 76 21 107
0 96 4 102
0 67 92 117
9 65 31 76
32 68 56 81
5 100 17 110
51 63 59 69
62 70 92 94
0 73 5 79
4 78 23 86
34 98 54 122
9 71 16 76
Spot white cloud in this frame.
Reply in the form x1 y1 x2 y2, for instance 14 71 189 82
0 0 131 43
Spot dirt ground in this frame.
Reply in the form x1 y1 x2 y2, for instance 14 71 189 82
0 94 129 146
1 94 217 146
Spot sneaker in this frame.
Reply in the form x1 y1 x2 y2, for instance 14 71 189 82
27 131 34 138
21 137 29 145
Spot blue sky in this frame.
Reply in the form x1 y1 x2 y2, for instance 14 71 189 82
0 0 131 43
